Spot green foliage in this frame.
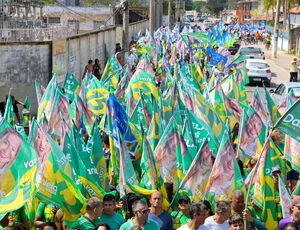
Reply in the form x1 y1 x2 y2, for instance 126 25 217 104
185 0 194 11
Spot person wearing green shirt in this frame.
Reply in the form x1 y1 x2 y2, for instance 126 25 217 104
34 202 58 229
99 194 125 230
73 197 103 230
119 200 160 230
231 190 266 230
171 195 191 229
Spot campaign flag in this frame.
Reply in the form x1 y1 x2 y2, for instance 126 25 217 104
238 107 267 162
146 103 161 152
186 109 219 156
48 88 71 137
117 131 154 196
154 118 180 188
107 94 138 155
264 85 281 127
209 78 228 123
126 70 159 103
23 96 31 125
284 135 300 173
63 72 79 102
62 132 87 197
205 132 244 201
193 90 226 143
35 80 46 104
206 47 228 66
87 122 109 191
251 88 268 124
275 98 300 142
29 120 86 224
278 175 292 218
180 139 214 202
140 128 170 208
3 90 14 125
24 96 31 111
0 120 37 216
37 76 58 121
252 138 279 230
101 55 123 90
85 76 109 116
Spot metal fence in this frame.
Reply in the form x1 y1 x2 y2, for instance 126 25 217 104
0 25 77 42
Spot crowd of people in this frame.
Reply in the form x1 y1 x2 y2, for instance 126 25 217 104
1 20 300 230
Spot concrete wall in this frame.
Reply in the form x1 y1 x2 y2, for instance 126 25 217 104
0 19 149 116
116 19 149 46
0 42 52 115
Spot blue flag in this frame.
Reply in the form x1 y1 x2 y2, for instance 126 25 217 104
107 93 138 155
206 47 228 66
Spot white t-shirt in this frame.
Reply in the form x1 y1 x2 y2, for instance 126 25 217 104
204 216 229 230
177 224 210 230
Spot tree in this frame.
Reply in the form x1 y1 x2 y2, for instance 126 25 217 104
185 0 194 11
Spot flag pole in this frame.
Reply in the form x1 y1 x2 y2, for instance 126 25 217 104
243 135 270 230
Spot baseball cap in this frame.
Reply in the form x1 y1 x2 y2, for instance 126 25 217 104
292 196 300 206
271 166 281 174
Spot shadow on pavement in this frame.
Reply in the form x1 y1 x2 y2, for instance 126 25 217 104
246 81 278 89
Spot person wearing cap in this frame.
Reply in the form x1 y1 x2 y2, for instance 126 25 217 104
177 202 209 230
148 191 173 230
119 200 159 230
73 197 103 230
278 196 300 230
290 57 299 82
171 195 191 229
204 201 230 229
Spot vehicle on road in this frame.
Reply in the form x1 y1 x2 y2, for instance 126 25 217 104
270 82 300 105
245 59 272 87
236 46 265 60
186 15 194 22
228 41 241 55
203 19 212 30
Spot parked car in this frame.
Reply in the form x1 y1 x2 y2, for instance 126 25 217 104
228 41 241 55
186 15 194 22
270 82 300 105
203 19 212 30
245 59 272 86
236 46 265 59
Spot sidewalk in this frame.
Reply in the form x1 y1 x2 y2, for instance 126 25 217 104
263 46 293 73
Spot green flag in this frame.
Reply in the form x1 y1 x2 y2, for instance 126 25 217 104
0 120 37 216
264 84 281 127
4 90 14 125
275 99 300 142
63 72 79 102
252 138 279 230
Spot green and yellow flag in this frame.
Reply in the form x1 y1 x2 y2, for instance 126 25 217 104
0 120 37 217
85 76 109 116
253 138 280 230
29 120 86 225
3 90 14 125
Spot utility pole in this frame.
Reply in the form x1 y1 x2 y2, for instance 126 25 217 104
155 0 162 30
168 0 172 27
272 0 280 58
149 0 155 35
122 0 129 62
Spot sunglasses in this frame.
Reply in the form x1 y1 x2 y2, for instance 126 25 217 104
179 199 189 205
136 208 150 214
